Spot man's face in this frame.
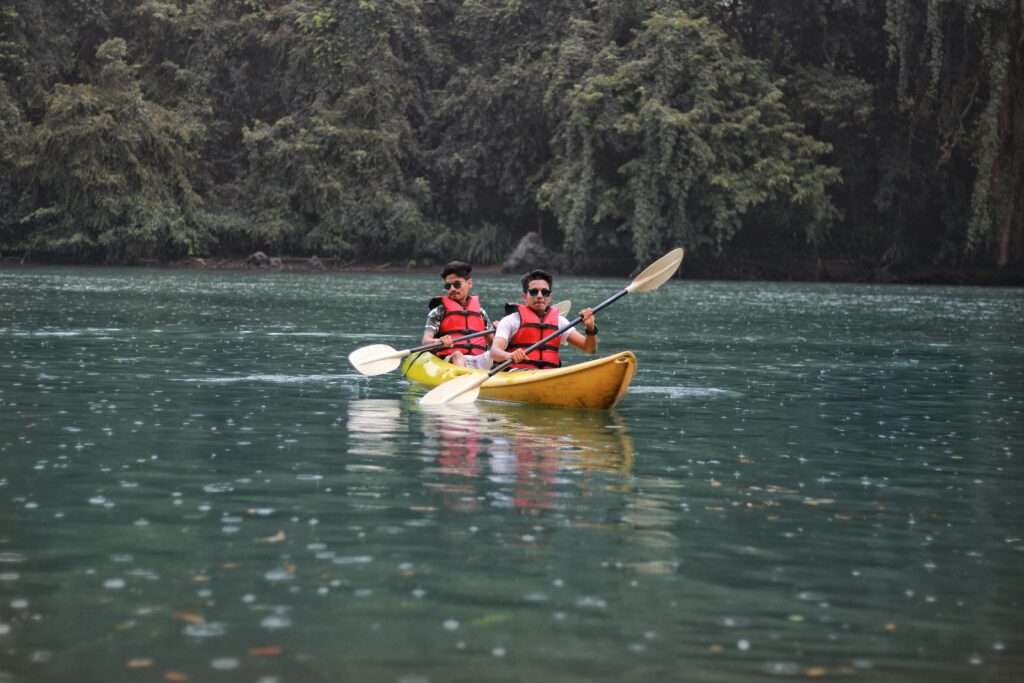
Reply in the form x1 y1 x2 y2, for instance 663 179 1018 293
443 274 471 304
522 279 552 314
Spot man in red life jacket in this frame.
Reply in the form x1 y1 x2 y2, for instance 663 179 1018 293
490 269 597 369
422 261 494 369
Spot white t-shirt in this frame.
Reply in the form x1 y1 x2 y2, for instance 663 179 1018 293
494 312 574 347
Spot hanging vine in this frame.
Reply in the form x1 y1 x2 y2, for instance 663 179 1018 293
926 0 943 102
884 0 1020 267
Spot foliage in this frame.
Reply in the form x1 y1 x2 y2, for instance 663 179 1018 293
877 0 1021 266
11 39 209 262
421 222 512 266
0 0 1020 271
0 81 29 253
540 10 839 264
426 1 587 242
185 0 444 259
707 0 1021 268
464 222 514 266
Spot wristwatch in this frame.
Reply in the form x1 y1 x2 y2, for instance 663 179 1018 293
585 325 598 336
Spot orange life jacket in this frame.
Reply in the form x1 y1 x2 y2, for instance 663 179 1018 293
435 295 487 358
507 304 561 369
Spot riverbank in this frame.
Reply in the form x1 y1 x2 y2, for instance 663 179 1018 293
3 255 1022 285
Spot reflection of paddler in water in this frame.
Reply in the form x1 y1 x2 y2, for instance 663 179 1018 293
432 408 483 479
346 399 406 457
418 405 488 514
489 422 557 513
491 404 634 513
419 402 634 514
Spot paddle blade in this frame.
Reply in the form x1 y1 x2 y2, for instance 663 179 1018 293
348 344 404 376
552 300 571 316
419 373 488 406
627 248 685 293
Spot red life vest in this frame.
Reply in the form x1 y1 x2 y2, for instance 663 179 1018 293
507 304 561 369
435 295 487 358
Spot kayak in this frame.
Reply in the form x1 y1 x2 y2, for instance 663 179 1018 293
401 351 637 409
402 351 637 409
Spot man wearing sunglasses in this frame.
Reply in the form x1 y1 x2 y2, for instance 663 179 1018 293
490 269 596 370
422 261 494 369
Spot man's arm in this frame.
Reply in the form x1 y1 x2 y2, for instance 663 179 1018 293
488 315 523 364
565 308 597 354
490 336 512 363
422 307 453 347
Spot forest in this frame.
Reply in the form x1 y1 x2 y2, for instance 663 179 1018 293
0 1 1020 280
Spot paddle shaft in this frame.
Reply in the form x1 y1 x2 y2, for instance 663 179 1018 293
487 289 628 377
405 327 492 356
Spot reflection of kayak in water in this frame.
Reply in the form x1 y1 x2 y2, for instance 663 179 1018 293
401 351 637 409
343 398 634 474
419 400 635 476
476 402 634 474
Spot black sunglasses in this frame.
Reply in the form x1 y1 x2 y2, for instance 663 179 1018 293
527 288 551 297
443 280 464 290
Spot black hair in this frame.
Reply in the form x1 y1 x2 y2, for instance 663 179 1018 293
520 269 553 292
441 261 472 279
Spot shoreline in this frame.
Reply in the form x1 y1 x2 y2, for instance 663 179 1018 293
2 255 1022 286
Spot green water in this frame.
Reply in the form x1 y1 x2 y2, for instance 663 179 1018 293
0 267 1021 682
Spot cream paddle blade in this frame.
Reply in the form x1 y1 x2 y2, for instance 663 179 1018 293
348 344 408 376
419 372 486 406
626 248 685 293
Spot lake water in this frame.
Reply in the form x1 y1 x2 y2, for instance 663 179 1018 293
0 267 1021 682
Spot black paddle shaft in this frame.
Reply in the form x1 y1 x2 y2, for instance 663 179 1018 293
406 327 493 355
487 289 629 377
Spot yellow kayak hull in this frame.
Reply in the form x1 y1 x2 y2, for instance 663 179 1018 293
401 351 637 409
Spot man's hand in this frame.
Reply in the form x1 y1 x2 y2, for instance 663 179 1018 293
440 335 454 348
510 348 528 363
580 307 596 332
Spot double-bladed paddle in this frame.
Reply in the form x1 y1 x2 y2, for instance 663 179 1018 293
348 300 572 376
419 248 685 406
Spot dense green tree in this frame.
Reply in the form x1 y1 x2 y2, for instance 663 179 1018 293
14 38 209 262
698 1 889 262
705 0 1021 269
169 0 446 259
0 81 29 254
540 9 839 266
426 1 587 254
0 0 139 109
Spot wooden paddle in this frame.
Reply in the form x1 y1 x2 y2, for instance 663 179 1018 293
348 300 572 376
419 248 685 406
